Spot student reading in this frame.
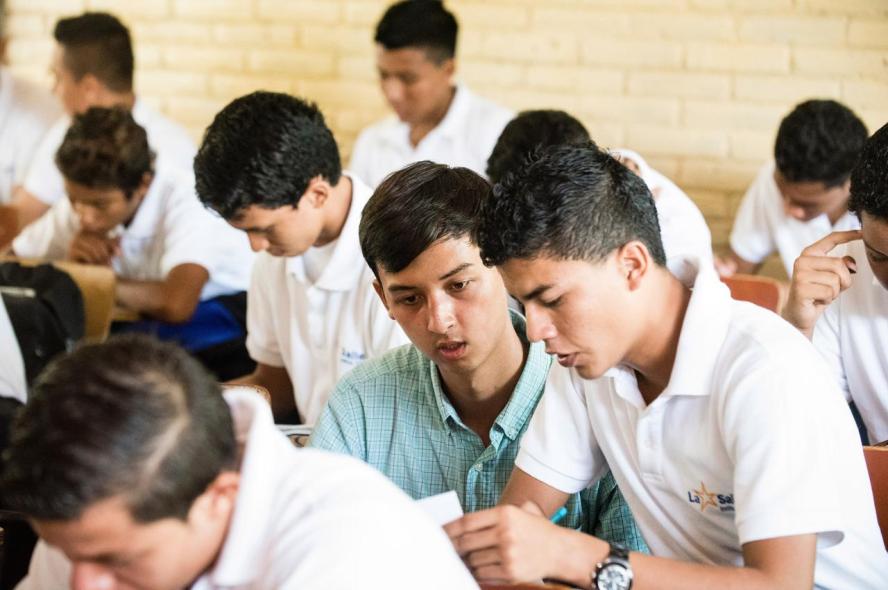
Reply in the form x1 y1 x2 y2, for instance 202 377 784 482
444 143 888 589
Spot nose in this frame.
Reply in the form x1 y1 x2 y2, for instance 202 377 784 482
73 204 100 231
247 232 269 253
71 562 116 590
524 304 557 343
381 77 405 107
426 295 455 334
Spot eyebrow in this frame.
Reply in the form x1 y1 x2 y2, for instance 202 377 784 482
864 239 888 258
386 262 474 293
520 284 554 302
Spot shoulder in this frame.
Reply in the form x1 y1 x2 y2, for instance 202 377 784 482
353 116 400 147
461 87 513 134
136 101 196 155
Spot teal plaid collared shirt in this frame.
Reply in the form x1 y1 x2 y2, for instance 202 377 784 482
309 312 647 552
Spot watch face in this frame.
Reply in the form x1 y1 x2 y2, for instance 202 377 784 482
597 563 632 590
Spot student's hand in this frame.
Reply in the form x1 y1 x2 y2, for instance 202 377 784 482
443 502 567 583
68 232 119 266
783 229 862 338
714 255 738 278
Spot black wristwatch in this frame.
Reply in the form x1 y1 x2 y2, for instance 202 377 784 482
593 542 633 590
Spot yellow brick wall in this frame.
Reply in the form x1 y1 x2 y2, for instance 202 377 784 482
5 0 888 264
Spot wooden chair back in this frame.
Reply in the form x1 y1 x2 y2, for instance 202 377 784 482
721 273 784 313
863 445 888 551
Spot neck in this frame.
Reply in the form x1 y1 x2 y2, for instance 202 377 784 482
438 316 527 446
827 201 849 225
625 269 692 405
314 176 353 247
408 85 456 147
95 90 136 111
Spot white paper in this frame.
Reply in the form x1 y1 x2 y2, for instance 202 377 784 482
416 490 464 526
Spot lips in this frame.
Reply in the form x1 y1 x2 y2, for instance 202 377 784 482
436 341 467 361
547 349 578 367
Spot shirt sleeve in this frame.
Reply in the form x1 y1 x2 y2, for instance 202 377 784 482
584 472 649 553
306 380 368 460
245 257 286 368
515 364 606 494
22 119 66 207
14 541 71 590
157 182 218 277
812 298 850 401
729 163 778 265
722 352 850 547
11 198 77 260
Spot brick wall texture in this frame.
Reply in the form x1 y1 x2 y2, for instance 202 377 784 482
5 0 888 261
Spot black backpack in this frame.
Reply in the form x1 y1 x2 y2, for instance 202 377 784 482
0 262 84 384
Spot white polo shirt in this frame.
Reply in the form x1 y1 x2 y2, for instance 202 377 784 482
23 98 196 208
17 388 478 590
246 174 407 424
814 239 888 444
0 297 27 404
612 149 713 273
349 84 513 188
11 166 253 301
0 68 60 204
516 263 888 588
730 160 860 276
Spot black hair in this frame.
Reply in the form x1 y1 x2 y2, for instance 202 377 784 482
849 122 888 222
375 0 458 63
55 106 154 199
476 142 666 267
774 99 868 187
0 335 237 523
360 161 490 277
53 12 134 93
194 91 342 220
487 109 593 185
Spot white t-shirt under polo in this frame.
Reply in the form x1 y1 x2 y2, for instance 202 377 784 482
18 388 478 590
730 160 860 276
516 263 888 588
612 149 713 273
245 174 407 424
23 98 196 208
814 239 888 444
0 68 59 204
349 84 513 188
11 167 253 301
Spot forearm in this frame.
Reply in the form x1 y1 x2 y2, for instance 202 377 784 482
499 468 571 517
115 279 198 323
727 250 762 276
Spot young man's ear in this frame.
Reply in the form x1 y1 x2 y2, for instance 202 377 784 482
303 177 330 209
618 240 651 291
189 471 240 525
79 73 107 106
372 279 394 320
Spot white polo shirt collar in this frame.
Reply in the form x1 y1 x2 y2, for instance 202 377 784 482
606 260 731 407
285 173 369 292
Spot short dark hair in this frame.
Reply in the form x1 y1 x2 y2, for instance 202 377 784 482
0 335 237 523
55 106 153 199
487 110 593 185
774 99 868 187
375 0 458 63
54 12 134 93
194 91 342 220
360 161 490 278
849 122 888 222
476 142 666 267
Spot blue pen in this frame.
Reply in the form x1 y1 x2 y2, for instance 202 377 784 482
550 506 568 524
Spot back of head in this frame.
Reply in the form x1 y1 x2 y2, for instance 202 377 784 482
0 334 237 523
375 0 458 63
55 106 153 198
53 12 134 93
475 142 666 267
849 122 888 222
774 99 868 187
194 91 341 220
487 109 592 185
360 161 490 277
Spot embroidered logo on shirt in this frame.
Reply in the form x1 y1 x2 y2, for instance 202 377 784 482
687 481 734 513
340 348 367 366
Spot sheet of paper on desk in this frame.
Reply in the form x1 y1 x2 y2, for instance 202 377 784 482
416 490 463 526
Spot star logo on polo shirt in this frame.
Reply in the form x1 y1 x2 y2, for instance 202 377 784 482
693 482 718 512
